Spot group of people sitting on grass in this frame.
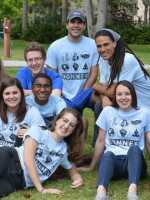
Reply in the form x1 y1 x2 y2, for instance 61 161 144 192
0 10 150 200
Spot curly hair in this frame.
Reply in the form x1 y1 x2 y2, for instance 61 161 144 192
50 108 84 164
95 30 150 88
24 42 46 61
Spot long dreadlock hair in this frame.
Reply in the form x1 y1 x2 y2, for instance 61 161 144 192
95 30 149 88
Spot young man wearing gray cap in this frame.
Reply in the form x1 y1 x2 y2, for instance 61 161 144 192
92 28 150 148
46 10 98 116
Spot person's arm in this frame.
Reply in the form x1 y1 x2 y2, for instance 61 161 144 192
46 65 57 72
16 68 28 90
101 95 113 108
93 82 117 98
17 124 29 138
78 128 106 171
24 89 33 96
68 165 84 189
145 131 150 157
24 137 61 194
46 68 62 96
83 65 99 91
52 89 61 96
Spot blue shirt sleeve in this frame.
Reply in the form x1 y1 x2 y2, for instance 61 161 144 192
16 67 33 89
44 68 63 90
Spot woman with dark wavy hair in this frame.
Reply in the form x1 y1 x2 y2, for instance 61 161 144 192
0 108 84 198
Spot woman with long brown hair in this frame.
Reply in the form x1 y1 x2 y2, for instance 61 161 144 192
0 108 84 197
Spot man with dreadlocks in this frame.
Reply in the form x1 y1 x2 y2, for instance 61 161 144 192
92 28 150 147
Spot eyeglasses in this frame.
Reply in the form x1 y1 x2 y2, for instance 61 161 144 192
27 57 43 64
34 84 52 90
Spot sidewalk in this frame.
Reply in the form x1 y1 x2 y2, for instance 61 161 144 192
3 60 26 67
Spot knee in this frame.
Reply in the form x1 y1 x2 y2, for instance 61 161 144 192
98 151 116 167
94 100 102 112
128 145 142 155
102 151 116 161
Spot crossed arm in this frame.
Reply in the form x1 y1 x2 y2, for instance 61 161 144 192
83 65 99 91
92 82 117 107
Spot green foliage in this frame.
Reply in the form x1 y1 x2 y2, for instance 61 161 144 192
109 0 137 13
106 21 150 44
11 22 22 39
11 15 68 43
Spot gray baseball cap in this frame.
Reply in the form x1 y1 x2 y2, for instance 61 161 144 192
67 11 85 22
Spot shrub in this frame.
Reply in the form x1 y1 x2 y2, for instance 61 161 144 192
106 20 150 44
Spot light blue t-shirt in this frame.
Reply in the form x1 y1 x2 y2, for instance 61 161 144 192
46 36 98 100
17 126 73 188
99 52 150 110
96 106 150 156
0 105 45 147
25 94 66 127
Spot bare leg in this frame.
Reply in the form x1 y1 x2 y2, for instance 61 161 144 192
97 185 107 195
128 183 137 194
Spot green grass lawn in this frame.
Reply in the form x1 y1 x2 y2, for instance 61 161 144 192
1 40 150 199
0 39 150 64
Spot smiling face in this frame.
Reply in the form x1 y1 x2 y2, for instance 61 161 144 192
3 85 21 113
66 18 86 42
32 77 52 105
95 35 116 65
116 85 132 112
53 113 77 142
26 51 45 77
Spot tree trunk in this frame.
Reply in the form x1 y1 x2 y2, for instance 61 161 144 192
32 4 36 24
149 5 150 24
96 0 108 32
62 0 68 26
84 0 95 38
22 0 28 30
52 0 58 16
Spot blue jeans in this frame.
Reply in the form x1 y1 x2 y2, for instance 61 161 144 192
92 99 103 147
97 145 147 191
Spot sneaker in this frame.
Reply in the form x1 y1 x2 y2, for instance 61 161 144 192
94 193 110 200
126 192 139 200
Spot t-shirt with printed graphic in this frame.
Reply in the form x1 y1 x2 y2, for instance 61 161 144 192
17 126 73 188
99 52 150 110
0 105 45 147
96 106 150 156
25 94 66 127
46 36 98 100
